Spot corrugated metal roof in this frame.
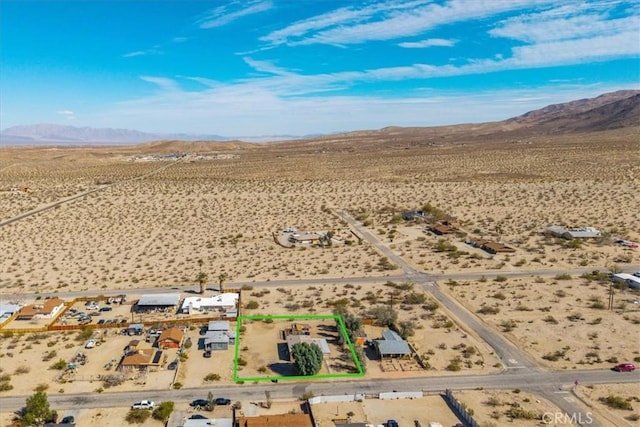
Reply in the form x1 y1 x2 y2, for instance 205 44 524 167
381 329 402 341
137 293 181 306
375 339 411 356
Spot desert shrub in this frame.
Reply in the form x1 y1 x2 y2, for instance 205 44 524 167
50 359 67 370
152 401 174 421
126 409 150 423
491 292 506 300
600 395 633 410
172 382 183 390
477 306 500 315
403 292 427 304
245 300 259 309
543 315 559 324
505 403 539 420
102 374 125 388
204 373 221 382
237 357 247 366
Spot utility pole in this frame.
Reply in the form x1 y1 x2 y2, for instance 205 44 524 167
608 282 614 311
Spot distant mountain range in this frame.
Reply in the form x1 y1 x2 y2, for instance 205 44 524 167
0 124 302 145
2 89 638 146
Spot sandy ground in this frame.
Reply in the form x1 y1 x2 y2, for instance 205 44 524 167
575 383 640 427
1 136 638 295
445 276 640 370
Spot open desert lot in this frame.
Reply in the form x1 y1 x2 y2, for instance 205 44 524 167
1 130 639 296
575 383 640 427
446 275 640 370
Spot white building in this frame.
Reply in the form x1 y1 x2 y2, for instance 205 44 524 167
180 293 239 315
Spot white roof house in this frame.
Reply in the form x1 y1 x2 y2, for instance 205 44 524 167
546 225 601 239
613 273 640 290
181 293 239 314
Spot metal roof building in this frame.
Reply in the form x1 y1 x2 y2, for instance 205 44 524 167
375 329 412 358
136 293 181 306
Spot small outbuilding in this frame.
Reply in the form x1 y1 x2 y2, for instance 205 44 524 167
612 273 640 290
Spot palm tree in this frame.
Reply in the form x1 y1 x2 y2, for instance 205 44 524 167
218 272 228 293
196 271 208 295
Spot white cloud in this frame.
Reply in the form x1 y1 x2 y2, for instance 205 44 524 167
262 0 555 46
197 0 273 29
398 38 457 48
123 50 146 58
56 110 76 120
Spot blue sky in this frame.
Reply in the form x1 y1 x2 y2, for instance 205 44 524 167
1 0 639 137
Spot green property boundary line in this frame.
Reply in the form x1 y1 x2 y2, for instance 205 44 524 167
233 314 364 382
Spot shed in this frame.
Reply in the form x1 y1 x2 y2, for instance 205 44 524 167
127 324 144 336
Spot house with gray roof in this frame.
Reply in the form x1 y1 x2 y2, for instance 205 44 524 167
375 329 412 358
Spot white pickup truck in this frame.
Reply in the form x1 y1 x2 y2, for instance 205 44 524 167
131 400 155 409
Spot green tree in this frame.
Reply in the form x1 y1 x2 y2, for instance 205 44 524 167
218 272 228 293
196 271 208 295
368 305 398 327
22 390 53 426
152 401 175 422
291 342 323 376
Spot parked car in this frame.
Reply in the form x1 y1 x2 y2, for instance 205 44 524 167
131 400 155 409
613 363 636 372
97 319 106 325
190 399 209 407
100 306 112 312
85 339 96 349
214 398 231 405
168 360 178 370
387 420 399 427
203 350 212 358
60 415 75 424
633 271 640 278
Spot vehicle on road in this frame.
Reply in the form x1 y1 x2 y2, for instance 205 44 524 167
214 398 231 405
613 363 636 372
190 399 209 407
131 400 155 409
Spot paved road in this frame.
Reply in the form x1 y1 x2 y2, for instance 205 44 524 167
1 369 637 412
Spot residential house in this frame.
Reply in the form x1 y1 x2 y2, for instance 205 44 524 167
119 348 163 371
157 327 184 349
16 298 65 320
429 222 455 235
180 293 239 316
288 232 321 245
374 329 412 359
286 335 330 358
204 320 235 351
467 238 515 254
545 225 602 239
402 210 425 221
612 273 640 290
235 413 314 427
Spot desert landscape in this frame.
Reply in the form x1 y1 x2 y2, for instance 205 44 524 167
1 90 639 426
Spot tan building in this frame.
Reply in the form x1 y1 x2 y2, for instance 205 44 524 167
235 413 313 427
